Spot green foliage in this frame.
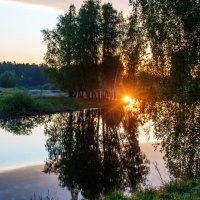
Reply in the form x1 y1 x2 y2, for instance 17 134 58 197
160 178 200 199
45 66 82 92
101 191 130 200
0 115 46 135
123 12 145 82
0 71 17 88
42 5 77 67
101 178 200 200
42 0 124 93
133 189 157 200
42 0 199 100
0 62 48 87
0 91 52 114
0 89 110 115
129 0 200 99
1 91 33 113
101 3 125 89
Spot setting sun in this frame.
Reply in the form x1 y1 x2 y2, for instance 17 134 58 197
122 95 139 110
122 96 133 104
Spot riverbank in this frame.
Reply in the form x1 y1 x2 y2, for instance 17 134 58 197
101 178 200 200
0 90 115 118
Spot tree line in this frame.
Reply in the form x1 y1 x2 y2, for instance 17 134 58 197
0 62 48 88
42 0 200 99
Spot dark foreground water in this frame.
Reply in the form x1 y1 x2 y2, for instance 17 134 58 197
0 101 199 200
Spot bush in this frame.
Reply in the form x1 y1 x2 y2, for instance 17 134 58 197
1 91 52 114
1 91 33 113
100 191 130 200
133 189 157 200
100 178 200 200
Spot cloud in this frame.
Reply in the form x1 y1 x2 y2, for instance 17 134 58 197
7 0 78 10
7 0 131 14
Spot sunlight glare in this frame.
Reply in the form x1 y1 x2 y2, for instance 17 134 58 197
122 96 133 104
122 96 139 110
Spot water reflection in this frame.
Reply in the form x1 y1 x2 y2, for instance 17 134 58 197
147 101 200 179
0 115 47 135
44 107 150 200
0 100 199 199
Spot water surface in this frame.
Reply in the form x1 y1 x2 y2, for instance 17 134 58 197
0 101 199 199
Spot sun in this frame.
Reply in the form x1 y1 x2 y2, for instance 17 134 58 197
122 96 133 104
122 95 139 110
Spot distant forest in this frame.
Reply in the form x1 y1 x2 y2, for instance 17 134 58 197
0 62 47 88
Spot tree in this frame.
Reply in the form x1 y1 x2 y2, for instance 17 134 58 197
148 101 200 179
77 0 101 91
42 4 78 68
42 1 102 95
0 71 17 88
0 62 47 87
42 5 80 96
101 3 125 90
129 0 200 97
123 11 146 87
101 3 122 58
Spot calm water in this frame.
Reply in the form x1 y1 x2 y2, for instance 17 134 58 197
0 101 199 200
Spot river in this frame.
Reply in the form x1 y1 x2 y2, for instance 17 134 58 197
0 101 199 200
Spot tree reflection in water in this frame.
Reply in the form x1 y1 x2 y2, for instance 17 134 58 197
43 101 200 199
0 115 47 135
44 107 150 200
148 101 200 179
0 100 199 199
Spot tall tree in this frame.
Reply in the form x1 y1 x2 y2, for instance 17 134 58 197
42 1 127 97
129 0 200 96
123 11 146 86
42 5 81 95
101 3 124 90
77 0 102 91
42 4 78 67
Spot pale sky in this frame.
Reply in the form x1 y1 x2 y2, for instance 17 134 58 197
0 0 131 64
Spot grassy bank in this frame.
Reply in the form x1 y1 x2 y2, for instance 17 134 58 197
30 178 200 200
101 178 200 200
0 89 113 116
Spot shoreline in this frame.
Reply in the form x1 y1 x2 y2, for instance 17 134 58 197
0 161 44 174
0 95 116 119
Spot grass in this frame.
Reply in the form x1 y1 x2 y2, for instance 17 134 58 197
29 178 200 200
0 88 112 116
101 178 200 200
0 91 53 114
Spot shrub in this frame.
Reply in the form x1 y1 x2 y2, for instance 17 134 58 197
133 189 157 200
1 91 33 113
100 178 200 200
1 91 52 114
100 191 130 200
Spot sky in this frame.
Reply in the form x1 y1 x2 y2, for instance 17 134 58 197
0 0 132 64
